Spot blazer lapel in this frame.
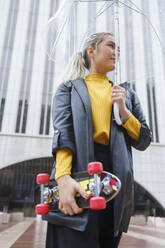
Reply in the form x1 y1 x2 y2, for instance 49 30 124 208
72 78 94 161
72 78 93 122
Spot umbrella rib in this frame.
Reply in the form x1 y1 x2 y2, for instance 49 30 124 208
94 2 114 19
92 2 108 18
126 0 143 12
50 18 68 60
75 1 113 2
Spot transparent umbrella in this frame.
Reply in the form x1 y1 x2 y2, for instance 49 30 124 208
42 0 165 126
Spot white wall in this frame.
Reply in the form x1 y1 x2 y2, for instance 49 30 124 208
0 134 52 169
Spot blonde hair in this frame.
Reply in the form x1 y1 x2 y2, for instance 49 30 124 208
62 32 114 82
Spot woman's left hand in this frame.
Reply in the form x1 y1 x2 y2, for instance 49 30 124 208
111 85 130 122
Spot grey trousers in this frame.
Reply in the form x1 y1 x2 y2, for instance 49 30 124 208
46 203 122 248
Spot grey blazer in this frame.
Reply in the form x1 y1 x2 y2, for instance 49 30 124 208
43 78 152 236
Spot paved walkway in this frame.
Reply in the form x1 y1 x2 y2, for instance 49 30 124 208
0 216 165 247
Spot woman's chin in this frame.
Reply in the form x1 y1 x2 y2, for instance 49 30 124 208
107 66 115 72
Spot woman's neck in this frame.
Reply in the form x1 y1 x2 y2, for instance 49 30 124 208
89 69 107 75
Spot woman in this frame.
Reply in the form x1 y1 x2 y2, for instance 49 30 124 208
45 32 152 248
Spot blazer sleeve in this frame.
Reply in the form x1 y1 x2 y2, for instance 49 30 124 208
128 89 152 151
52 82 76 158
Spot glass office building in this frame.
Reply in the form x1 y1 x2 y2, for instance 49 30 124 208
0 0 165 216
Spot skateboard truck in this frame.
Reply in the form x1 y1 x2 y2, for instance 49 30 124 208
43 186 59 202
102 176 111 195
88 162 106 210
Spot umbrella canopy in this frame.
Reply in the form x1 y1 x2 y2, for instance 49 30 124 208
43 0 164 80
42 0 165 125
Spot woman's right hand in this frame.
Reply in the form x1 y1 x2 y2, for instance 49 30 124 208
57 175 88 216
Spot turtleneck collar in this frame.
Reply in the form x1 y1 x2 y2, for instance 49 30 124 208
85 73 109 82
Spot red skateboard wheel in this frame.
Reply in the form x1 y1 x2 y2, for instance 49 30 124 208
36 174 50 184
36 204 49 215
88 162 103 174
90 197 106 210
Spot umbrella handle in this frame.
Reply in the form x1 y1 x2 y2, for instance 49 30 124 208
114 102 122 126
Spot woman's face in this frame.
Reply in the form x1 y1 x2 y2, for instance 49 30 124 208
88 35 119 74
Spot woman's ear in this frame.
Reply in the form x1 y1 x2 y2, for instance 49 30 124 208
87 47 95 59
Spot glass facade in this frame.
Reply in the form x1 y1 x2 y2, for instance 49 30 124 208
0 0 161 141
158 0 165 71
15 0 40 134
124 0 136 91
0 0 20 131
39 0 59 135
141 0 159 142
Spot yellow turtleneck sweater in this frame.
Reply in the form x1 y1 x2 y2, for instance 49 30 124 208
55 73 141 180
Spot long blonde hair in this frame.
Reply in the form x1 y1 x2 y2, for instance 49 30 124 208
62 32 114 82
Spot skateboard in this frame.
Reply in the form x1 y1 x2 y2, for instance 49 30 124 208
35 162 121 215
